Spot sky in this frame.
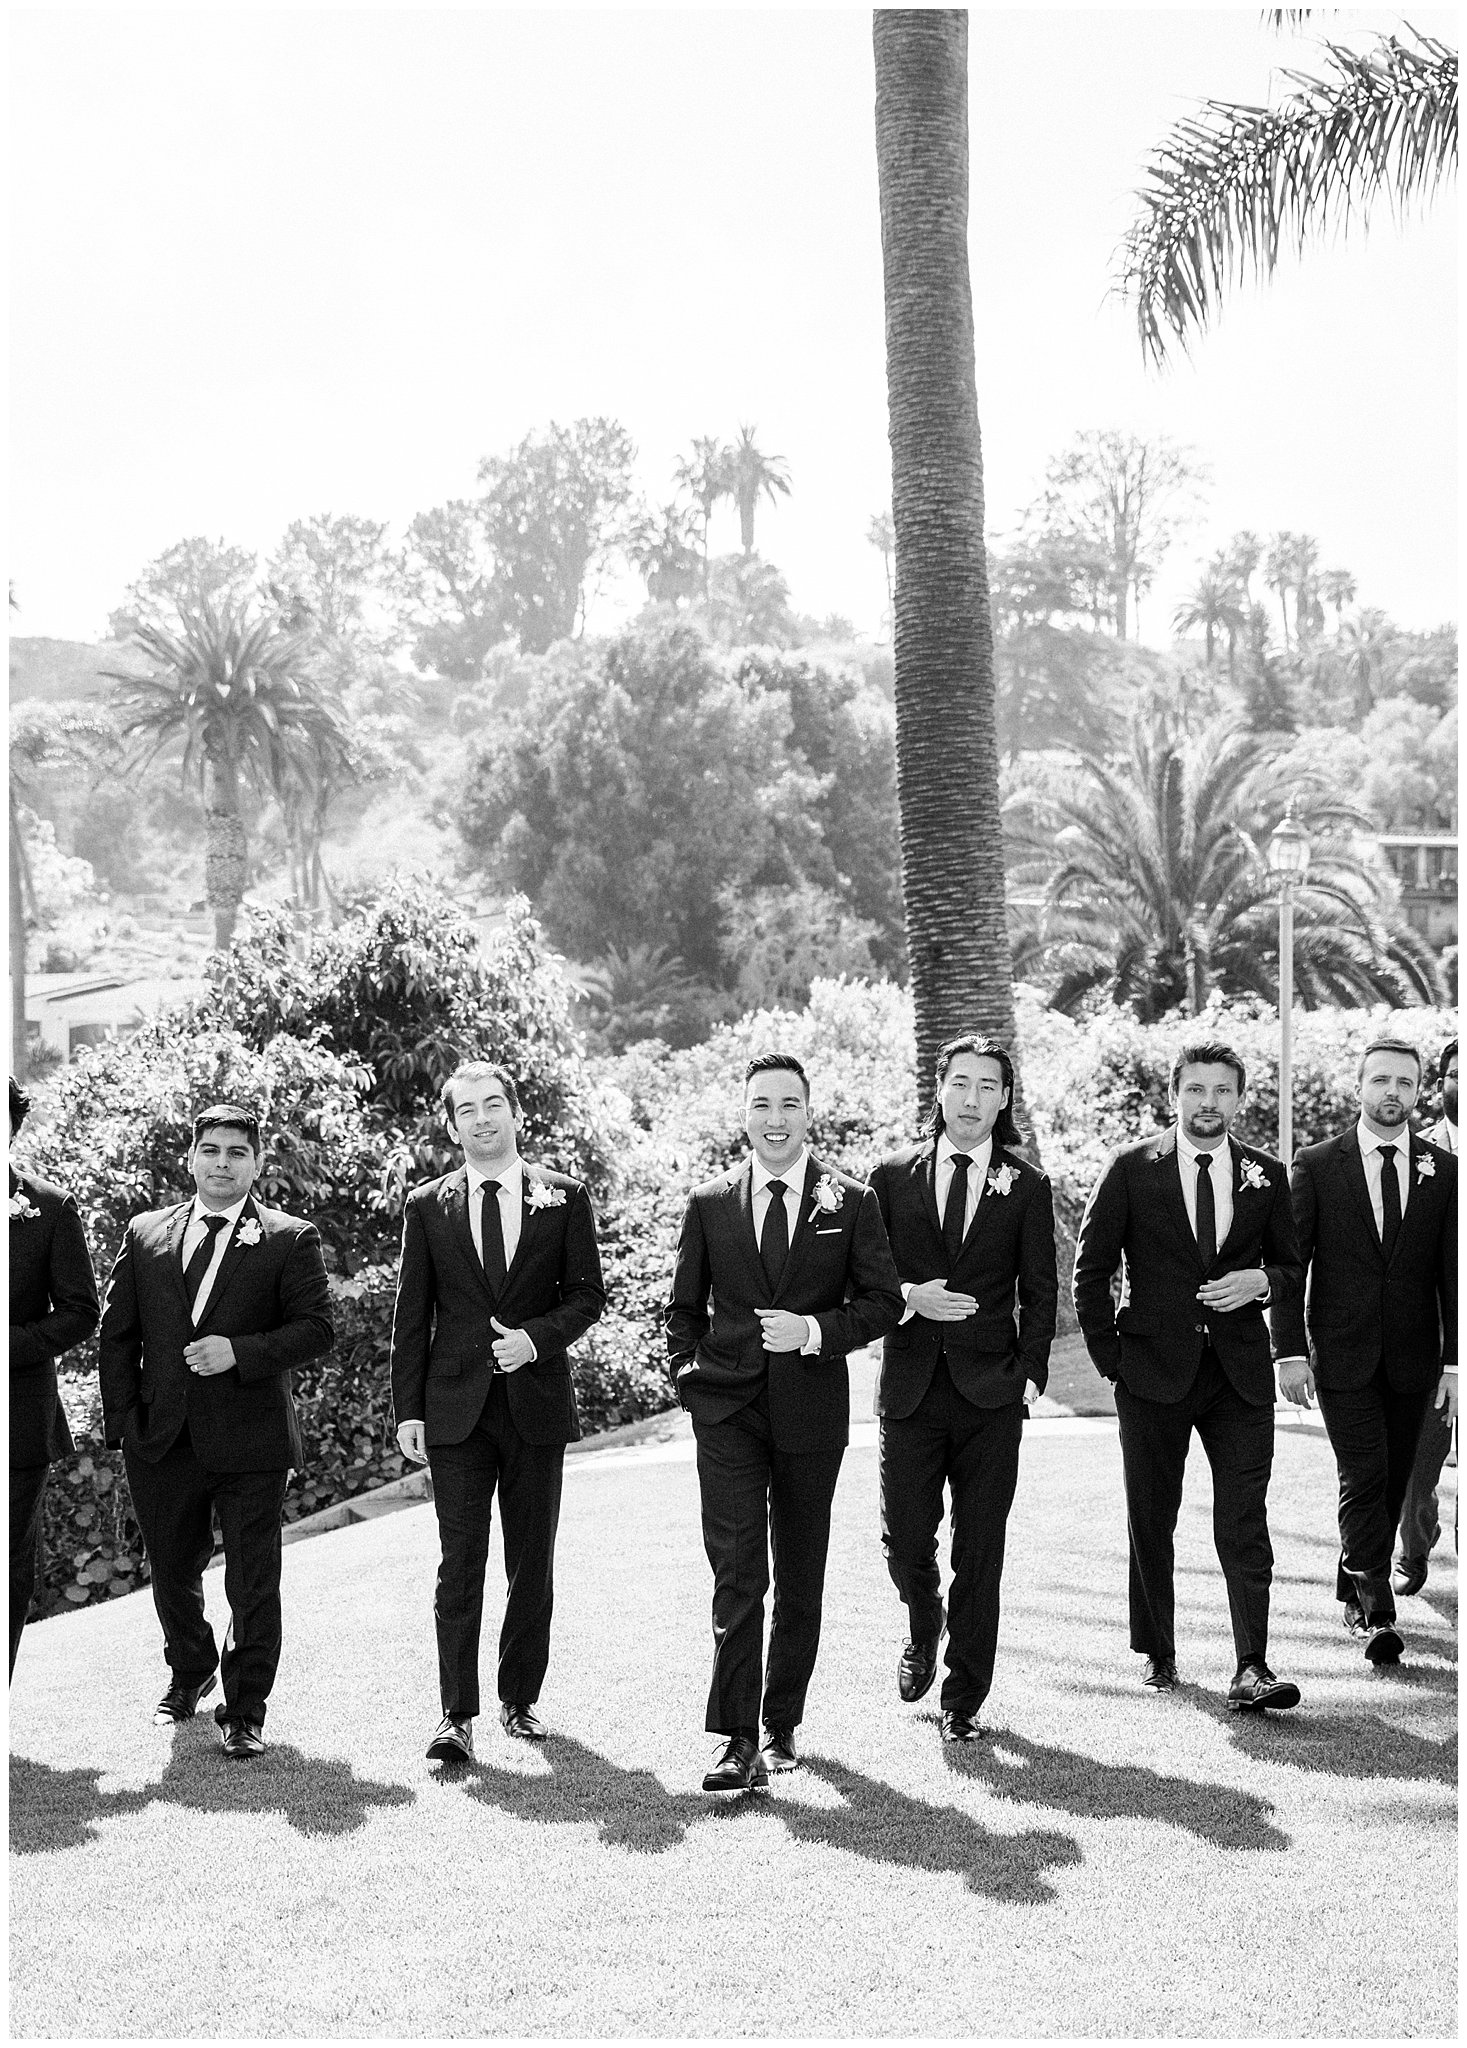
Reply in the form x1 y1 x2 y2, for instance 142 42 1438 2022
8 5 1458 651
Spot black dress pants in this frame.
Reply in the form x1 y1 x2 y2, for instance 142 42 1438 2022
427 1374 566 1719
1397 1395 1454 1565
693 1388 845 1735
1316 1362 1432 1621
879 1356 1024 1716
10 1462 50 1682
125 1433 288 1723
1114 1348 1275 1667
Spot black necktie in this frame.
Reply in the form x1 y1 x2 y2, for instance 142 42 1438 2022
183 1214 228 1320
1195 1153 1217 1270
942 1153 972 1262
1378 1145 1402 1263
479 1179 507 1293
760 1179 790 1290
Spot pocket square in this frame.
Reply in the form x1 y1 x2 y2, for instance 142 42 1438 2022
814 1227 843 1236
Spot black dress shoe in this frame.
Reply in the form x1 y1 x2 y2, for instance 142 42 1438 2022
940 1710 984 1742
702 1735 769 1793
1392 1555 1428 1597
897 1614 946 1703
1364 1621 1404 1665
219 1717 265 1759
426 1715 475 1762
153 1674 218 1726
1343 1602 1370 1641
760 1725 798 1772
1142 1655 1178 1691
1227 1659 1301 1712
500 1702 547 1741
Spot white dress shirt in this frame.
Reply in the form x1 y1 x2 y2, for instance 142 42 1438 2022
181 1195 250 1322
1175 1130 1234 1250
1428 1116 1458 1155
899 1132 993 1313
466 1157 524 1271
751 1150 821 1355
1356 1118 1411 1234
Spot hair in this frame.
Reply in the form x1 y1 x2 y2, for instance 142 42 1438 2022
191 1102 262 1156
1356 1037 1423 1085
441 1060 522 1117
1169 1040 1247 1095
9 1076 31 1136
1438 1038 1458 1085
922 1034 1023 1151
744 1052 810 1102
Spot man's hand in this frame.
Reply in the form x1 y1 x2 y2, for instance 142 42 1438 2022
490 1318 536 1371
1197 1271 1270 1312
1276 1358 1315 1408
757 1309 810 1353
1024 1379 1041 1405
907 1280 979 1322
397 1421 428 1465
1435 1372 1458 1423
184 1335 236 1377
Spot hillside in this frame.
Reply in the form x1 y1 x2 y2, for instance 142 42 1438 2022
8 635 148 703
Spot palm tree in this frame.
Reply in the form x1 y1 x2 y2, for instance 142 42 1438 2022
1226 530 1263 608
1319 568 1357 634
1339 606 1395 718
867 510 895 628
672 437 732 600
1265 531 1298 653
1007 709 1441 1018
1119 26 1457 364
1290 533 1322 645
106 598 351 950
727 425 792 558
1173 560 1247 671
874 10 1018 1111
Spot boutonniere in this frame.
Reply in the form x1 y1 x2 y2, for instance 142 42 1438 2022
236 1218 263 1246
1416 1153 1436 1183
987 1164 1019 1197
525 1180 567 1211
1239 1159 1269 1192
809 1173 845 1221
8 1192 41 1222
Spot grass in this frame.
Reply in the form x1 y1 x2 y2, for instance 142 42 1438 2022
9 1419 1456 2039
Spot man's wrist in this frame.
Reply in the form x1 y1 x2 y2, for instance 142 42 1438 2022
802 1316 821 1355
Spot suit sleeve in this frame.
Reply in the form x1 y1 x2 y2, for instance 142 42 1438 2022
519 1184 607 1364
810 1184 903 1357
1016 1173 1059 1392
664 1191 712 1395
10 1196 100 1371
1261 1165 1306 1358
1440 1164 1457 1370
389 1196 435 1427
97 1225 143 1448
228 1224 335 1385
1288 1152 1319 1350
1072 1155 1125 1380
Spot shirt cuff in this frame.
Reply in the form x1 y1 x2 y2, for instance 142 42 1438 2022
801 1316 822 1355
1274 1356 1309 1372
899 1280 916 1326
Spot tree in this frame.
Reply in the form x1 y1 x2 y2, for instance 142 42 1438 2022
1025 430 1206 640
726 424 792 558
628 502 702 607
266 513 402 656
874 9 1017 1110
399 499 507 680
867 511 895 628
1319 568 1357 634
1173 559 1247 670
476 416 638 653
106 598 351 950
703 553 799 648
672 436 733 599
1339 606 1395 718
1119 26 1457 365
109 537 258 641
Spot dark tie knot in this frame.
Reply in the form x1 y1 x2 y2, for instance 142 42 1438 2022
765 1179 787 1199
1196 1152 1212 1173
1379 1146 1397 1166
202 1214 227 1237
949 1153 972 1173
481 1179 502 1197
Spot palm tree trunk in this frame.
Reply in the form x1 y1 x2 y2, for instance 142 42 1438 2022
874 9 1018 1119
203 754 247 951
9 791 31 1079
739 497 755 557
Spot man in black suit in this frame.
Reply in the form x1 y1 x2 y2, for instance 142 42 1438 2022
1284 1038 1457 1664
868 1035 1056 1742
99 1103 334 1756
391 1062 605 1763
10 1075 100 1680
1393 1037 1457 1596
666 1052 903 1792
1073 1040 1305 1710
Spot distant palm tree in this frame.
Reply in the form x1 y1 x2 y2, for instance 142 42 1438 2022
1007 709 1441 1018
1339 606 1395 718
1290 533 1322 645
1264 531 1299 653
1173 561 1247 671
867 511 895 627
1226 530 1263 609
727 425 792 558
672 437 733 600
1119 26 1457 364
1319 568 1357 635
107 599 351 949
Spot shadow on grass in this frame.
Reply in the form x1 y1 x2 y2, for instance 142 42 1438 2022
10 1725 414 1853
455 1736 1082 1902
1209 1703 1458 1785
941 1726 1289 1851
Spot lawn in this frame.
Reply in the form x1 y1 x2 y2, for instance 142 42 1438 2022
9 1419 1456 2039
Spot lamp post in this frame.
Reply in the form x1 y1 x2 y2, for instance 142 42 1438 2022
1267 805 1312 1165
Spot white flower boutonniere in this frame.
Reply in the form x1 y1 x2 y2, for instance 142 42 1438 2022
9 1192 41 1222
1239 1159 1269 1192
809 1173 845 1221
1416 1153 1436 1183
526 1181 567 1211
236 1218 263 1247
987 1164 1019 1198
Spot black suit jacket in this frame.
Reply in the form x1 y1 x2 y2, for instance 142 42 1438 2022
10 1169 99 1467
665 1152 903 1453
1072 1128 1306 1407
98 1197 334 1471
1291 1126 1457 1393
868 1141 1057 1416
389 1164 606 1449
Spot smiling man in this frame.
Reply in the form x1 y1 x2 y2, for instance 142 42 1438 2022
98 1104 334 1756
1073 1042 1305 1711
390 1061 605 1763
666 1052 902 1791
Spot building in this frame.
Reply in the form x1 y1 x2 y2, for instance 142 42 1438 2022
1371 834 1459 950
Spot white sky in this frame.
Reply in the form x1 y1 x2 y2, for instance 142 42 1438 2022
8 5 1458 650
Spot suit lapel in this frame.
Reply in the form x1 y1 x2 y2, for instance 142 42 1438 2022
1336 1129 1384 1258
166 1201 193 1311
731 1161 772 1306
919 1143 943 1247
771 1156 820 1303
196 1197 259 1329
1388 1133 1433 1269
445 1168 496 1301
1154 1129 1204 1272
1215 1138 1252 1260
498 1167 536 1296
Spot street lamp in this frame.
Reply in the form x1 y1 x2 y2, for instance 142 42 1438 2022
1267 804 1312 1165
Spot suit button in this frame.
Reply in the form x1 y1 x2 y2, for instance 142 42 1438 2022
1194 1324 1205 1333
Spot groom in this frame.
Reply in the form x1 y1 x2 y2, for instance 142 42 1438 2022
666 1052 903 1792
